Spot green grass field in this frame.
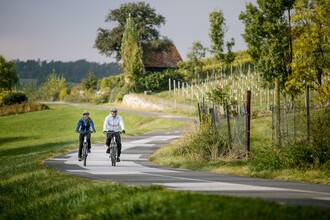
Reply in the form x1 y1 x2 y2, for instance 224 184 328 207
1 104 329 219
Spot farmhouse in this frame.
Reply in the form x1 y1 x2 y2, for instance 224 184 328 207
143 44 182 72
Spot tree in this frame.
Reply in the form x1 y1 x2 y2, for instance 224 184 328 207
81 72 97 91
120 15 144 91
95 2 169 61
41 72 69 101
240 0 295 87
239 0 296 146
287 0 330 100
0 55 18 91
185 41 207 79
209 10 235 64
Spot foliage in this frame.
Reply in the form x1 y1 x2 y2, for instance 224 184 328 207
81 72 97 91
251 147 284 172
15 59 121 83
181 41 208 80
100 74 125 90
209 10 235 64
0 102 49 116
0 55 18 91
18 81 40 101
98 74 127 103
135 69 185 93
206 85 230 106
40 72 69 101
239 0 295 89
95 2 167 61
287 0 330 99
166 123 231 163
1 91 27 106
120 14 145 91
187 41 207 62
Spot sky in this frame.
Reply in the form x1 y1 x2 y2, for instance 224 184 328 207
0 0 256 63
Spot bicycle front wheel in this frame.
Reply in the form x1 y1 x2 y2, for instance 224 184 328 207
110 145 117 166
83 145 88 166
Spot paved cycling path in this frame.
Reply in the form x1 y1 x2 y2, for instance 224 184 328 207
43 103 330 208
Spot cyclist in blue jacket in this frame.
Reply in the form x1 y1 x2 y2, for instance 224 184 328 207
75 110 96 161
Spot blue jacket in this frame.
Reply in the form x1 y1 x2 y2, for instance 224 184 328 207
75 117 96 134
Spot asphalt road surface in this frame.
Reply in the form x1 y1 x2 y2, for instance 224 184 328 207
44 103 330 208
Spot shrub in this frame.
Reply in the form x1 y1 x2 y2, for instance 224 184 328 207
173 124 231 162
310 107 330 164
251 147 284 172
283 142 318 169
0 102 49 116
2 91 28 105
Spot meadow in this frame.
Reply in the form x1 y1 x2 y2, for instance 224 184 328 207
1 104 329 219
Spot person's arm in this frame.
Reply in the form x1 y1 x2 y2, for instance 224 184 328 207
75 119 81 132
119 116 125 132
103 116 108 132
90 120 96 132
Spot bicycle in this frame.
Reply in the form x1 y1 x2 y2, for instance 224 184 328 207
105 131 121 166
78 131 91 166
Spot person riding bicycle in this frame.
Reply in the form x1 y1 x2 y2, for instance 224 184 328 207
103 107 125 162
75 110 96 161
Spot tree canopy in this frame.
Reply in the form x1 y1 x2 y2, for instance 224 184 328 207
94 2 170 61
239 0 295 89
0 56 18 91
209 10 235 64
120 14 144 91
287 0 330 99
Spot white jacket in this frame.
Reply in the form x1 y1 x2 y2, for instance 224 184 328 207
103 114 125 132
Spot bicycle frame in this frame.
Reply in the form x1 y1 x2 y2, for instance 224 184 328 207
78 131 91 166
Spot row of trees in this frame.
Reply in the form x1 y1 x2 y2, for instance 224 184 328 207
239 0 329 146
15 59 121 83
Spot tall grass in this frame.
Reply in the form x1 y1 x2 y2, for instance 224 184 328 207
1 104 329 219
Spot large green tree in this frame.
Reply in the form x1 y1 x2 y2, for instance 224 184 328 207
287 0 330 100
120 15 144 91
0 56 18 91
95 2 170 61
239 0 295 88
239 0 295 146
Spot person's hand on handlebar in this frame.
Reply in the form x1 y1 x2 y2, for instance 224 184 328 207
122 130 125 134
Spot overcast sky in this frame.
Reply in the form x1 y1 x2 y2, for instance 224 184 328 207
0 0 256 63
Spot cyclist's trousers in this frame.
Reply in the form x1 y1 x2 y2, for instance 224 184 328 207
79 133 91 157
106 132 122 157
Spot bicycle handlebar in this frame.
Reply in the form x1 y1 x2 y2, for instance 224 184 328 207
104 131 122 135
76 131 95 134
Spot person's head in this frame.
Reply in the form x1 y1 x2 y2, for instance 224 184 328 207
110 107 118 117
82 110 90 119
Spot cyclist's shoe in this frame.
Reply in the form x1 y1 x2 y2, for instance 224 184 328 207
106 147 110 154
78 157 82 161
116 157 121 162
88 148 91 153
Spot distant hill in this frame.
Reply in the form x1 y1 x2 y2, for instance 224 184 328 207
15 59 122 83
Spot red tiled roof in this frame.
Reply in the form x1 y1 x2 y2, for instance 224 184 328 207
143 44 182 68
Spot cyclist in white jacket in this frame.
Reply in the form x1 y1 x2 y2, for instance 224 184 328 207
103 108 125 162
